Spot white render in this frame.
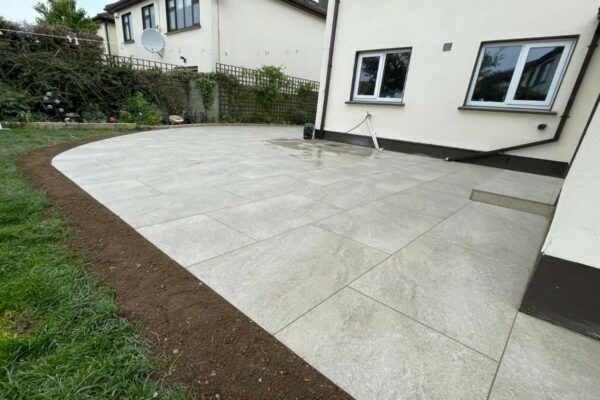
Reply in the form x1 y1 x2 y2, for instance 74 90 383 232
543 97 600 269
315 0 600 163
96 20 119 56
104 0 325 80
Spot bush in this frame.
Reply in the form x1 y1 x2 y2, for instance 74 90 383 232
196 75 217 109
0 84 33 121
118 92 162 125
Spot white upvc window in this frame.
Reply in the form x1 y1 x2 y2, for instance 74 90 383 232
352 49 412 103
466 39 575 110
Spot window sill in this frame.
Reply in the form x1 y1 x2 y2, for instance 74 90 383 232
346 100 405 107
123 40 135 44
458 105 558 116
166 25 201 35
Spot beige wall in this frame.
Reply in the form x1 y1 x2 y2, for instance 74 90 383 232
316 0 600 162
97 22 119 56
217 0 325 79
542 96 600 269
110 0 326 79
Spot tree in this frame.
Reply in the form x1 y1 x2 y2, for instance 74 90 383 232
34 0 99 33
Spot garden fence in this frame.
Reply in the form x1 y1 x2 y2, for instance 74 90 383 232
215 63 320 124
101 55 193 72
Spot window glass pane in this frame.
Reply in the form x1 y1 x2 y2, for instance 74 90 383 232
149 6 155 28
515 46 565 101
472 45 521 102
184 0 193 27
379 52 410 99
168 10 176 30
176 0 184 29
192 1 200 25
357 56 380 96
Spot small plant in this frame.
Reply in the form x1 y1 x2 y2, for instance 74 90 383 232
119 92 162 125
0 84 33 121
16 111 33 123
196 75 217 109
81 104 107 123
253 66 290 113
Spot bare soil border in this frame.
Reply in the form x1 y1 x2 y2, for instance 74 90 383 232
19 134 351 400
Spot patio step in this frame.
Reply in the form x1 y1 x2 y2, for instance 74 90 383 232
470 170 564 217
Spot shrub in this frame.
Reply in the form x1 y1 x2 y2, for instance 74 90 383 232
196 75 217 109
0 84 33 121
119 92 162 125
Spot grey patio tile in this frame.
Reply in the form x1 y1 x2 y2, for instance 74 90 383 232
138 214 255 267
468 201 549 232
489 313 600 400
474 170 564 205
140 170 244 193
427 204 545 268
188 225 387 333
276 288 497 400
216 175 309 200
352 172 422 192
297 179 394 210
208 193 341 240
104 188 249 228
80 179 160 203
316 201 441 254
381 186 471 218
351 235 530 360
418 173 482 198
400 164 456 181
297 166 356 185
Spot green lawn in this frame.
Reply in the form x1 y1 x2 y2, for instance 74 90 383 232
0 128 187 399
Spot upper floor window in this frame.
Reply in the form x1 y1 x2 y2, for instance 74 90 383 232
466 38 575 110
352 49 412 103
142 4 155 29
167 0 200 32
122 13 133 42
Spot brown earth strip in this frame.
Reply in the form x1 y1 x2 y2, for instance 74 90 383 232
19 135 352 400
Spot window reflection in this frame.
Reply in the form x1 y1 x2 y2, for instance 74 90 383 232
515 46 564 101
379 52 410 99
357 56 380 96
472 46 521 102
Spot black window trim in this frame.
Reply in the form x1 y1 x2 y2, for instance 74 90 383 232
122 12 133 43
141 4 155 30
461 34 580 114
166 0 201 33
349 46 413 104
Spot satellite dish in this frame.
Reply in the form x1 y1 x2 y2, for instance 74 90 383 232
141 29 165 57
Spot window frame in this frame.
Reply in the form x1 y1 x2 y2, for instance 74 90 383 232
166 0 200 32
465 37 576 111
122 12 133 43
142 4 155 30
350 47 412 104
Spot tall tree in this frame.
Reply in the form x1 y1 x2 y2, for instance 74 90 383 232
34 0 99 33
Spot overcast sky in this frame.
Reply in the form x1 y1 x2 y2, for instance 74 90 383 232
1 0 107 23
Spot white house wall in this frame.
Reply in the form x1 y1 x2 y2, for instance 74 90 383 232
542 97 600 269
316 0 600 163
113 0 217 72
109 0 325 79
217 0 325 80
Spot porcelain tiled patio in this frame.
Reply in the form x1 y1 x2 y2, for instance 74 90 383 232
53 126 600 400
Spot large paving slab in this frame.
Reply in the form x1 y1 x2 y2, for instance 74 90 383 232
276 288 498 400
489 313 600 400
52 126 598 400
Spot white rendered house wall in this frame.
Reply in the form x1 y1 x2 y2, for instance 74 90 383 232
542 97 600 269
315 0 600 163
